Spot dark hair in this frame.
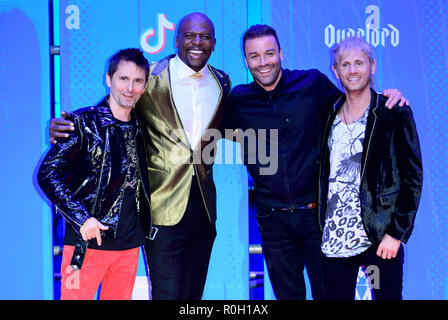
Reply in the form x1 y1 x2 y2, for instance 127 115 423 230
242 24 281 56
107 48 150 80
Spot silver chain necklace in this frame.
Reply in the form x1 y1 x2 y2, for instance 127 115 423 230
340 104 369 142
341 105 358 136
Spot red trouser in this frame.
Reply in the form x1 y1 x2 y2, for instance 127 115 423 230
60 245 140 300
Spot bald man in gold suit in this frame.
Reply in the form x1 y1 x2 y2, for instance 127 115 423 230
137 12 231 300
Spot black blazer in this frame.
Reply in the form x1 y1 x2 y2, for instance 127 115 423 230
318 88 423 244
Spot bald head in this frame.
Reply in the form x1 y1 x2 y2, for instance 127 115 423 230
177 12 215 40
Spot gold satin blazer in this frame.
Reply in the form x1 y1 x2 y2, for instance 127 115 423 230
135 55 231 226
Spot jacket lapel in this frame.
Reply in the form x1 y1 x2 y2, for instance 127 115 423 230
148 55 190 148
194 65 229 152
148 56 229 152
360 88 379 181
323 95 344 152
96 97 116 127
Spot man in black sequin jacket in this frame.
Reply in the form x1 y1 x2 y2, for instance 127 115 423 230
37 49 152 300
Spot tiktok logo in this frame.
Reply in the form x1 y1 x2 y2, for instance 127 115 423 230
140 14 175 54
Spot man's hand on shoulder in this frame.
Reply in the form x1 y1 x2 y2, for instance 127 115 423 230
49 111 75 144
382 89 410 109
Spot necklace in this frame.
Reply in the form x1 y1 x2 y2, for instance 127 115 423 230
341 104 358 137
341 103 367 124
340 103 369 143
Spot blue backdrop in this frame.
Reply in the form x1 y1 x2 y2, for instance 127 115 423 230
1 0 447 300
0 0 53 299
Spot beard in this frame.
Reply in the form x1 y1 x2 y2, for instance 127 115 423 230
250 61 282 90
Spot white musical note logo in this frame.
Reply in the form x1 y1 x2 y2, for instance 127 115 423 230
140 14 175 54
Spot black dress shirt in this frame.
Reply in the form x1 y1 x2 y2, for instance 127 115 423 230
228 68 342 209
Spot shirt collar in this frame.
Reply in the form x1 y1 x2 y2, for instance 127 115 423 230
173 54 209 80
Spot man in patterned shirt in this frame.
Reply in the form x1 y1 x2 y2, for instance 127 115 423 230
318 37 423 300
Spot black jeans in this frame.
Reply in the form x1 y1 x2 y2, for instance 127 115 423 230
322 243 404 300
144 179 216 300
257 206 325 300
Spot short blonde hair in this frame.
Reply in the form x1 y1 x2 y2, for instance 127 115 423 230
332 37 374 66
